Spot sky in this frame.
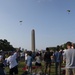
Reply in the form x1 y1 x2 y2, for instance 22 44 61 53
0 0 75 50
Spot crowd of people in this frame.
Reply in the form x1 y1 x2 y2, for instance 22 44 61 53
0 41 75 75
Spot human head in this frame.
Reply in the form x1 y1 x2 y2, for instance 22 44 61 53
66 41 72 49
46 48 49 52
36 53 39 56
27 51 32 56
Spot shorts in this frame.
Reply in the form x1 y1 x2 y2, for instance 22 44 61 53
35 62 41 66
45 60 51 68
9 65 18 75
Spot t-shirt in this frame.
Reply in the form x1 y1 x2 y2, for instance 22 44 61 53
63 49 75 68
27 56 33 67
25 53 27 60
13 52 17 58
54 51 61 62
7 55 18 69
44 52 52 62
35 56 41 63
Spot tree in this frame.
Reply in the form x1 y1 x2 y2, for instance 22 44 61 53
0 39 15 51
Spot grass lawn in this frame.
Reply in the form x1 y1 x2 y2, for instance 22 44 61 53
5 61 65 75
5 61 25 75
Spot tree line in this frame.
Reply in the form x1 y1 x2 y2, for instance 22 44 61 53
0 39 75 52
0 39 15 51
46 42 75 51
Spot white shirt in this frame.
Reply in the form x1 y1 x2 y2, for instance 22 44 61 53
7 55 18 69
25 53 27 60
63 49 75 68
35 56 41 63
13 52 17 58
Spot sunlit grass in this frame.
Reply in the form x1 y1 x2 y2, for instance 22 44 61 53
5 61 65 75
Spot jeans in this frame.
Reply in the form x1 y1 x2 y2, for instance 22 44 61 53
55 62 61 75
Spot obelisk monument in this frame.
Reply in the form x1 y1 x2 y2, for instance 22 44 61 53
31 29 35 52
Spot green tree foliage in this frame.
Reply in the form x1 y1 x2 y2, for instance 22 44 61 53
0 39 15 51
46 41 73 51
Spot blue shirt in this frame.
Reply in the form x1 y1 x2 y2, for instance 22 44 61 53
54 51 61 62
27 56 33 67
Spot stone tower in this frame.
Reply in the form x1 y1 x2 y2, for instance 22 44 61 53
31 29 35 52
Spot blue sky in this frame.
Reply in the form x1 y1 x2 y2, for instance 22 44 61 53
0 0 75 50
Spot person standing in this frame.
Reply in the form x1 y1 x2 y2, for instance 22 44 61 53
26 52 33 74
53 49 62 75
63 42 75 75
7 52 18 75
35 53 41 67
35 53 42 73
25 52 27 64
44 48 52 75
0 55 5 75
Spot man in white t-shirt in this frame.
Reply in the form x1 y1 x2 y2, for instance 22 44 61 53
63 42 75 75
7 52 18 75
